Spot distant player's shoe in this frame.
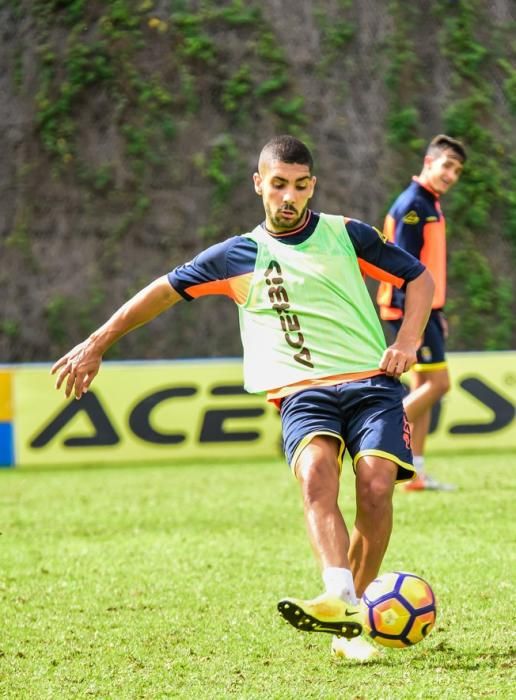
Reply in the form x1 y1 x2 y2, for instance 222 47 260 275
402 473 456 492
277 593 362 638
331 634 381 661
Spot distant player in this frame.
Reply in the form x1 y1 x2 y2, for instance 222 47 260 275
377 134 466 491
52 136 434 660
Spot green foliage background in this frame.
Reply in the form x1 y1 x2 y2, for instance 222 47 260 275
1 0 515 360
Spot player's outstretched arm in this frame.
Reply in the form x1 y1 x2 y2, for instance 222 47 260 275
51 276 182 399
379 269 434 378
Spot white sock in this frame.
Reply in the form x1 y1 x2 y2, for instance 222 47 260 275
413 455 425 475
322 567 358 605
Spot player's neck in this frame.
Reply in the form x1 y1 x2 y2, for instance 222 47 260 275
413 175 440 198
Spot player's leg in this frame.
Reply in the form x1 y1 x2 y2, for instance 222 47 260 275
278 435 363 638
330 376 413 660
403 366 450 424
332 454 397 662
276 388 363 639
404 369 452 489
406 369 432 456
401 313 454 491
348 455 398 598
341 374 414 591
294 435 351 572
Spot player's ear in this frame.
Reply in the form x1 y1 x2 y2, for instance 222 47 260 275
253 172 263 196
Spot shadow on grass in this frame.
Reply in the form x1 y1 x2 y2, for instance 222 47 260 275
330 637 515 672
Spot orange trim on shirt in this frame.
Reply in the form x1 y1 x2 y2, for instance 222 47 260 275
379 306 403 321
185 272 253 305
382 213 396 242
376 213 397 309
420 220 446 309
358 258 404 288
266 369 384 406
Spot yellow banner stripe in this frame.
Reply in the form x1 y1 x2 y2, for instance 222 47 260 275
0 371 13 421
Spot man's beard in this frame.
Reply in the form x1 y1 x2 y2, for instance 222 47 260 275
266 203 308 231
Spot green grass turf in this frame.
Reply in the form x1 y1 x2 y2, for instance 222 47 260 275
0 452 514 699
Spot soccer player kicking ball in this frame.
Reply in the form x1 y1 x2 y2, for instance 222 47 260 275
52 136 434 661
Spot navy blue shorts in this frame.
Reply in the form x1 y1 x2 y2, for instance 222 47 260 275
388 311 447 370
280 375 414 482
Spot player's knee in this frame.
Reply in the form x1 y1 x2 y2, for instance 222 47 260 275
356 467 395 514
433 373 451 399
296 456 339 507
421 371 450 401
440 374 451 396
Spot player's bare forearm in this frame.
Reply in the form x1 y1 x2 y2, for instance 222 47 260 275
51 276 182 399
87 276 182 354
379 269 434 378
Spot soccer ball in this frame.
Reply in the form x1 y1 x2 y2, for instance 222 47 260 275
360 571 436 648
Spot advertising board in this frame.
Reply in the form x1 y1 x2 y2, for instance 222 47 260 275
0 353 514 467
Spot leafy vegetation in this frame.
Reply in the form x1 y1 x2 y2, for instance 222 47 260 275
383 0 515 350
1 0 514 357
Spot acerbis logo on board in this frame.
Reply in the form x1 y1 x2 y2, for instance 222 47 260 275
3 354 515 467
29 375 514 450
30 385 276 448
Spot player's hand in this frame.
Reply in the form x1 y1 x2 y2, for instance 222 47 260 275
379 341 417 379
51 339 102 399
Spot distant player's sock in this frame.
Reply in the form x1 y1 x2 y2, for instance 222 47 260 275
413 455 425 476
322 567 358 605
404 456 457 492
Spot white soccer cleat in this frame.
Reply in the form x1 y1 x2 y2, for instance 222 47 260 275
331 634 381 661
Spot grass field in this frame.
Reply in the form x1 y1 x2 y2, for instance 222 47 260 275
1 451 514 699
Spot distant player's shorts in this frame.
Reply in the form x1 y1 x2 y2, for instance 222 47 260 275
388 311 447 372
280 375 414 483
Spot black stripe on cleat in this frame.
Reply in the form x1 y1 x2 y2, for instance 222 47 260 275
277 601 362 639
